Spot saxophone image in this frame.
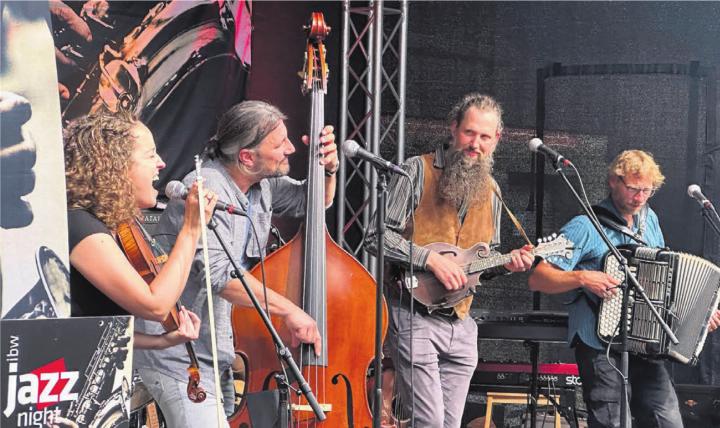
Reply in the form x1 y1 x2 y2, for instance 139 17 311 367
65 317 132 427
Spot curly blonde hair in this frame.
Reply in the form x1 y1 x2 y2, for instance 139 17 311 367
64 109 140 230
608 150 666 188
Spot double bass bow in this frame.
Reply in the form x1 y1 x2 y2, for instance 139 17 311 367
230 12 387 428
116 218 206 403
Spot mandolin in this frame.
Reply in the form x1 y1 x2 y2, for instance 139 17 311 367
391 234 574 312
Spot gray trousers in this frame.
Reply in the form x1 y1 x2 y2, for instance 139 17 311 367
138 368 235 428
386 302 478 428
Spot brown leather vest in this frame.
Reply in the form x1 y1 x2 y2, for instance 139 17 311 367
402 153 496 318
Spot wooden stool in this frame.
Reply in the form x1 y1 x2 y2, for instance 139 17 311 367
483 391 561 428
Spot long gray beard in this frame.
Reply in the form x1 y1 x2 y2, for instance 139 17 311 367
438 149 494 209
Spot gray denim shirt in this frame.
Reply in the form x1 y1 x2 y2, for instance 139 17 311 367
134 159 308 392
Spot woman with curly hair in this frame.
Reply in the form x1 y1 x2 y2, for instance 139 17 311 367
64 109 218 349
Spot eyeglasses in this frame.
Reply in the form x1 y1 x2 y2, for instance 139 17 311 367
618 176 657 197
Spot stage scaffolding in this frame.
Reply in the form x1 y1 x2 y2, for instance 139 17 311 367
337 0 408 271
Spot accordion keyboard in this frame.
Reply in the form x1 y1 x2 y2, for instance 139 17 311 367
597 246 720 364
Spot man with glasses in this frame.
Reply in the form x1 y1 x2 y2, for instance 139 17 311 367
528 150 684 427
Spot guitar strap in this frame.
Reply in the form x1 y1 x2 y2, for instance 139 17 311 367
492 187 533 247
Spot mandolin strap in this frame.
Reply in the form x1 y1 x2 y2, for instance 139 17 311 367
492 187 533 246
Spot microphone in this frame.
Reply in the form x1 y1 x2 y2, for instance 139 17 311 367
342 140 408 176
165 181 246 216
687 184 714 209
528 138 572 167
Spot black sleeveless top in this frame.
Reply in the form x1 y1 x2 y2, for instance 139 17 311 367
68 209 129 317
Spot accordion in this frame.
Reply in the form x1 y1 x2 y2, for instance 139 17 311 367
597 246 720 364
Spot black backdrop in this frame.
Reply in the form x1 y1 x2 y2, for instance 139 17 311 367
130 0 720 390
396 1 720 386
255 1 720 386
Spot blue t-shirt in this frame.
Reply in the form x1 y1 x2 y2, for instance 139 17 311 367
551 197 665 350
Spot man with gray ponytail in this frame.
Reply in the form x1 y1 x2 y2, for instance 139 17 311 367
135 100 338 426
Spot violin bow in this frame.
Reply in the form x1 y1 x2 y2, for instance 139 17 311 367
195 155 226 426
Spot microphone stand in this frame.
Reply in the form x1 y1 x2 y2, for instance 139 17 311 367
699 204 720 238
372 171 389 428
206 216 326 423
549 158 678 428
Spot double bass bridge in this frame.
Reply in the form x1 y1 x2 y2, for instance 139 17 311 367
291 403 333 413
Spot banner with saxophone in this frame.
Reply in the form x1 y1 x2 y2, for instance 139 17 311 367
51 0 252 191
1 1 72 319
1 316 134 428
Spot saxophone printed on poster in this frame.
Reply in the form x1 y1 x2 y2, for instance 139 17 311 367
0 317 134 428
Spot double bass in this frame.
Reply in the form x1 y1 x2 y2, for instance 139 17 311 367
230 12 387 427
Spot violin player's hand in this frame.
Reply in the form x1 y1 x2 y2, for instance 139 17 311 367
182 182 219 231
162 306 201 346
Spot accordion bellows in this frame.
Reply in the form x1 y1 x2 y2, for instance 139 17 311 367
598 246 720 365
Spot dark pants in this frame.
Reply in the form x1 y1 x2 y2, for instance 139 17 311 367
575 341 684 428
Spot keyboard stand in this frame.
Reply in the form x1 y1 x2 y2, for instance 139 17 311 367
526 340 579 428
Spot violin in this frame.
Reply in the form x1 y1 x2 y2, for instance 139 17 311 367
116 218 207 403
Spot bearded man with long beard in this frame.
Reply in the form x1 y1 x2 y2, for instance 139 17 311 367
366 93 534 427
